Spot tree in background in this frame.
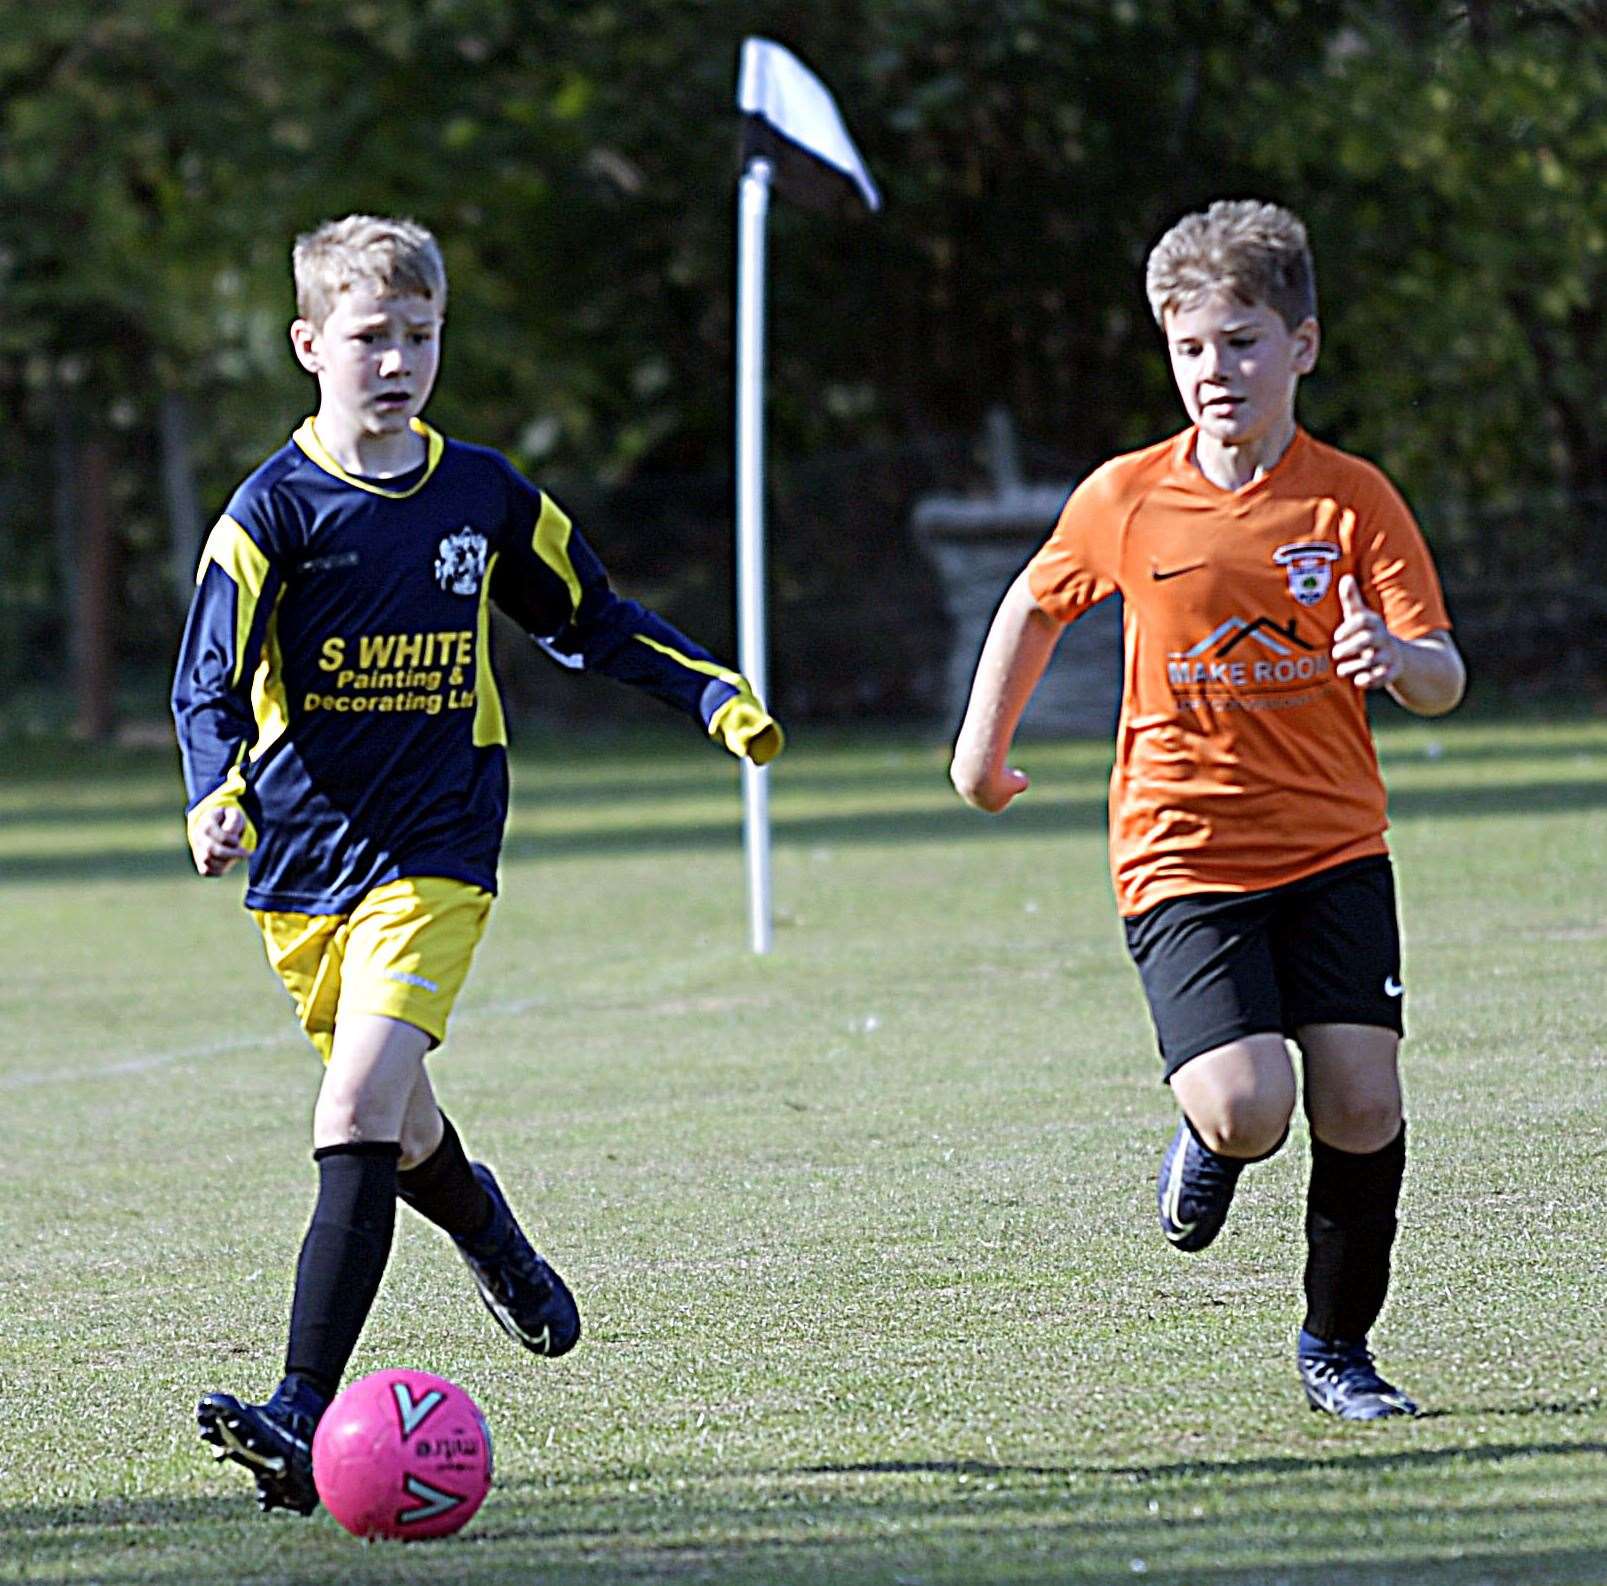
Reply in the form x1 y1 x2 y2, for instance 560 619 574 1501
0 0 1600 730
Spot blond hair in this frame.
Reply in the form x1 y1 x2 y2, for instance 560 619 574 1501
1145 200 1316 330
292 214 448 326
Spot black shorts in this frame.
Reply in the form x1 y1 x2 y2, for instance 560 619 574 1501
1123 855 1405 1080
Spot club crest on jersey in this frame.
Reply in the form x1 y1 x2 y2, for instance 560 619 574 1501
435 527 488 596
1272 541 1340 607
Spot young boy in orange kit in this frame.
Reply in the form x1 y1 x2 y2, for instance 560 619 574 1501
950 199 1465 1419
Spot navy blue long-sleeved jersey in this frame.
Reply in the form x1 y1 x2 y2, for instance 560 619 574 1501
172 419 747 914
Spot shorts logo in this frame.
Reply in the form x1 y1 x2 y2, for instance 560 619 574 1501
387 969 441 992
1384 975 1404 998
1272 541 1340 606
435 527 489 596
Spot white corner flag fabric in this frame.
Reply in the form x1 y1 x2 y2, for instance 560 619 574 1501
738 37 881 215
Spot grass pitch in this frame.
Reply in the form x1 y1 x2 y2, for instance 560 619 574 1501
1 712 1603 1585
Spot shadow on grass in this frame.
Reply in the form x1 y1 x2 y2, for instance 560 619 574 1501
1089 1434 1607 1482
1385 777 1607 822
0 793 182 828
0 758 1104 826
0 796 1105 887
7 1419 1607 1582
14 722 1599 832
3 1478 1605 1586
5 770 1607 888
0 1496 241 1534
0 847 195 884
1375 731 1607 770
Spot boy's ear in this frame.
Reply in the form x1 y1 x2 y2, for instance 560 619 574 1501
1292 316 1320 375
289 318 321 375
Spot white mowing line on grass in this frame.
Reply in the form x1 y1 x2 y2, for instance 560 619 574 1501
0 1030 287 1090
0 987 564 1090
2 981 771 1092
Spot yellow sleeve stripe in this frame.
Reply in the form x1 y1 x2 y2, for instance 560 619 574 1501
197 515 273 689
473 552 508 748
249 588 292 762
197 514 269 590
532 493 584 621
632 634 743 689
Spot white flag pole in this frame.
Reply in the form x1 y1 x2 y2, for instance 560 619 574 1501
736 155 774 955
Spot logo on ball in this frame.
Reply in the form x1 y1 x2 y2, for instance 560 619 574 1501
311 1368 492 1541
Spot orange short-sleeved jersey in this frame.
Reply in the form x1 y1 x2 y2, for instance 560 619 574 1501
1027 427 1451 917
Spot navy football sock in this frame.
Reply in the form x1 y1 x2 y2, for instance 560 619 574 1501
396 1113 491 1241
283 1141 400 1401
1302 1122 1406 1345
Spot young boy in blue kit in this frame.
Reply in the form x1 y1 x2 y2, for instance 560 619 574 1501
173 214 781 1514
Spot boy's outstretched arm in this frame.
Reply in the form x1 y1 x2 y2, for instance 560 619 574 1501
950 569 1064 812
1332 575 1466 717
491 490 782 764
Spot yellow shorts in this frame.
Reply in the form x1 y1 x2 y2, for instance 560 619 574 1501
254 877 493 1064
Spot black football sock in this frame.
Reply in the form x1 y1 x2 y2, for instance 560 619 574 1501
1301 1122 1407 1345
396 1113 492 1241
282 1141 401 1402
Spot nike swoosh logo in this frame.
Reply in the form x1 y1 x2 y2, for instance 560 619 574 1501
1152 563 1205 582
1161 1147 1196 1238
1384 976 1404 998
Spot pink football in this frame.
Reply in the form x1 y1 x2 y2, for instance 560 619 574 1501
311 1369 493 1541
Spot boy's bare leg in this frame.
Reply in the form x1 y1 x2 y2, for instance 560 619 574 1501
1169 1033 1297 1158
314 1012 433 1150
1157 1034 1294 1253
198 1014 431 1511
399 1063 446 1168
1293 1022 1415 1416
1298 1023 1402 1153
381 1031 583 1359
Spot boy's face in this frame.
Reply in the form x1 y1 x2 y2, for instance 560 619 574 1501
1163 291 1317 451
290 286 443 439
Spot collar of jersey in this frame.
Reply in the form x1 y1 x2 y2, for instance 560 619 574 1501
293 417 445 498
1170 424 1307 498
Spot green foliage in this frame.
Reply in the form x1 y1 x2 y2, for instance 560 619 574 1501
1251 10 1606 534
0 1 1601 707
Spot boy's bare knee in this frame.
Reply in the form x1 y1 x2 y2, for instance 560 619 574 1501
312 1093 399 1150
1310 1097 1402 1154
1194 1098 1293 1160
397 1117 443 1170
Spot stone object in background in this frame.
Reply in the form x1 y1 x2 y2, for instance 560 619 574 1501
912 408 1122 739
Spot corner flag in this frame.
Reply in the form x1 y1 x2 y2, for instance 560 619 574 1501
733 39 879 953
738 38 881 216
